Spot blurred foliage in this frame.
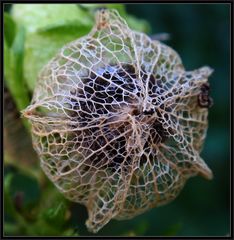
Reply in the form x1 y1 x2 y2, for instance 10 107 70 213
3 3 230 237
8 4 149 92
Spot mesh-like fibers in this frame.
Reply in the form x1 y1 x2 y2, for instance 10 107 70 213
23 9 213 233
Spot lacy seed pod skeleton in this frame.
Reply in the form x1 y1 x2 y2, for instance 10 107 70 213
23 9 213 233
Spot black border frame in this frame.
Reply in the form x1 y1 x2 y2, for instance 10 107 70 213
1 1 233 239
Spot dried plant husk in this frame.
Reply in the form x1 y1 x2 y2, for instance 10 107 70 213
22 9 213 233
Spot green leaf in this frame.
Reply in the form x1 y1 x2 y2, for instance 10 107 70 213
11 4 151 92
39 182 70 229
4 173 16 219
4 37 11 80
4 171 29 235
4 13 16 47
11 4 94 91
126 15 151 33
7 172 41 210
43 201 68 228
23 25 91 91
12 4 93 33
4 24 30 113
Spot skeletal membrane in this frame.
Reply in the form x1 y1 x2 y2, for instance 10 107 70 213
23 9 213 233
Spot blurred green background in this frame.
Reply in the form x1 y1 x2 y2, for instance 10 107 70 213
4 3 230 237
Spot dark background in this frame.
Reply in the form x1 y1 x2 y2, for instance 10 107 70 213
4 3 230 236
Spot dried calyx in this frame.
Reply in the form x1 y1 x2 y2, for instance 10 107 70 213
23 9 213 233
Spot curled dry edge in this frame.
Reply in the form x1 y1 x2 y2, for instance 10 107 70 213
22 9 213 233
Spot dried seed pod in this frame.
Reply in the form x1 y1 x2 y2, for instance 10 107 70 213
22 9 213 233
